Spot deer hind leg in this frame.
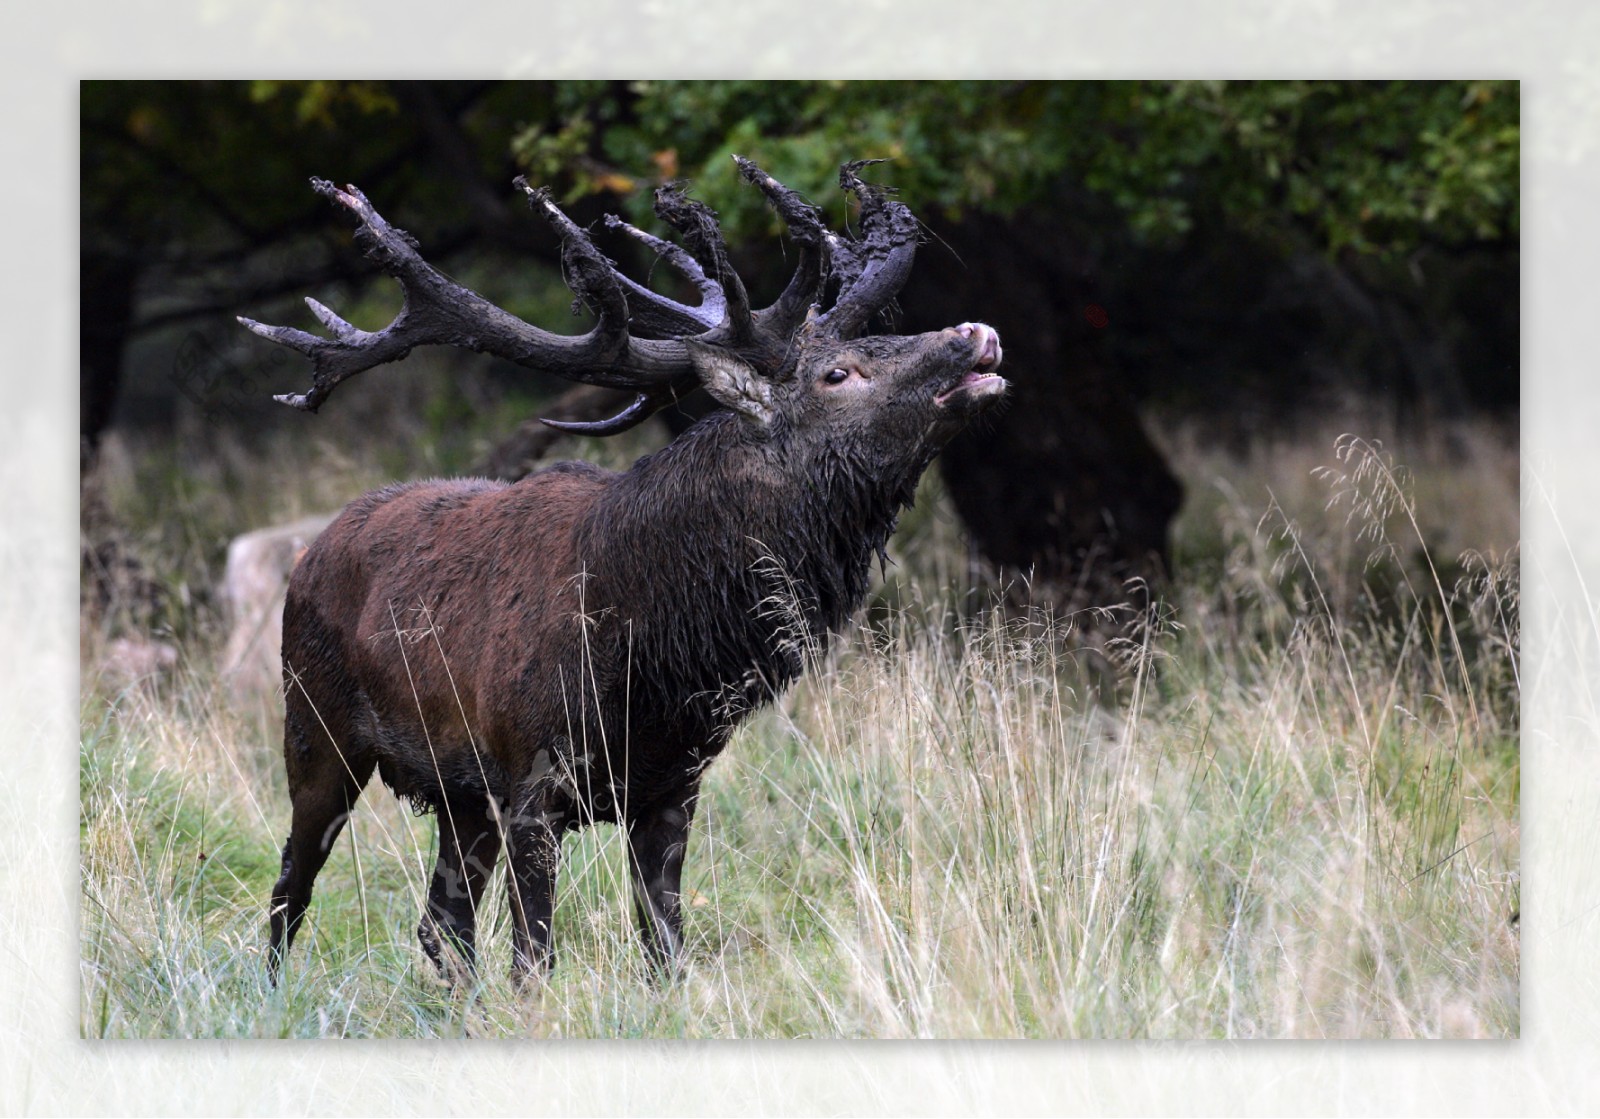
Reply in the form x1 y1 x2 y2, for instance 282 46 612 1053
418 795 504 981
627 789 699 974
267 716 375 984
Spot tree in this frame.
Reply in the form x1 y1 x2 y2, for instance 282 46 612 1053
499 80 1518 600
81 80 1518 614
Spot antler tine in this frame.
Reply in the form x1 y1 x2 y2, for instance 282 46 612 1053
817 160 920 340
601 214 727 337
733 155 830 339
538 375 700 437
240 178 693 413
513 176 633 337
652 183 757 347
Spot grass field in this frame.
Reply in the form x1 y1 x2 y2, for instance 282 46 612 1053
78 389 1519 1039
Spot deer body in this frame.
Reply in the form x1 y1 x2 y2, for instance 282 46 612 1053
251 160 1005 980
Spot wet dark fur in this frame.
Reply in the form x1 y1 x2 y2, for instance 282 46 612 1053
267 326 1001 980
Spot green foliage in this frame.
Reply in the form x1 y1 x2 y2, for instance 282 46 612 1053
83 80 412 250
83 79 1516 347
83 80 547 259
249 80 400 126
1143 80 1521 254
505 80 1516 259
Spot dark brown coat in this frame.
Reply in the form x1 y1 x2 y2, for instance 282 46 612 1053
249 162 1006 981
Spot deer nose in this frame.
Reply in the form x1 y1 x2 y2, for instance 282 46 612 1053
954 322 1002 369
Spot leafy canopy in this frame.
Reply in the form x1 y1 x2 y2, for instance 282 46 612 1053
88 79 1517 265
515 80 1517 259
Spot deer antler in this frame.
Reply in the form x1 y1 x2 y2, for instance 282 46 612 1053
734 155 831 342
240 159 921 433
238 178 699 414
817 160 920 340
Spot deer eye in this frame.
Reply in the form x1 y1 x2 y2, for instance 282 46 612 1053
823 368 851 386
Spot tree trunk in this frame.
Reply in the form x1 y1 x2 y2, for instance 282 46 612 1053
80 250 139 470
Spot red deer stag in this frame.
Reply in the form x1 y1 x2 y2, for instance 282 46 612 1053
241 158 1006 983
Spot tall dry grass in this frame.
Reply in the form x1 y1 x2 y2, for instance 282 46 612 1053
79 401 1518 1038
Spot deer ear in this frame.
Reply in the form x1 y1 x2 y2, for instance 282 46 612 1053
686 341 775 427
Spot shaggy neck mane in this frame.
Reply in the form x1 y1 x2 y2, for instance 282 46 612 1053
578 411 926 736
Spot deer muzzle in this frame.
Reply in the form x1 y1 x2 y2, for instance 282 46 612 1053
935 322 1007 406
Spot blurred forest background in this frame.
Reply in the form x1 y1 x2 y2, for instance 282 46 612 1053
80 79 1518 625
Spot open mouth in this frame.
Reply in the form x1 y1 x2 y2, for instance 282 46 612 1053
935 322 1006 406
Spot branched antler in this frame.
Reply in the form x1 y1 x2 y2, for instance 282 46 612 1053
241 158 921 433
734 155 830 340
599 213 726 337
238 178 685 413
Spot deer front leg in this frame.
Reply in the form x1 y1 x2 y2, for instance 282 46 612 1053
627 790 699 973
506 791 569 981
418 795 503 982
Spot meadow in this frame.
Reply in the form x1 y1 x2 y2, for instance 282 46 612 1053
78 374 1519 1039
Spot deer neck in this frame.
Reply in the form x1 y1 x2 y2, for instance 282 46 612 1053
579 413 916 722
